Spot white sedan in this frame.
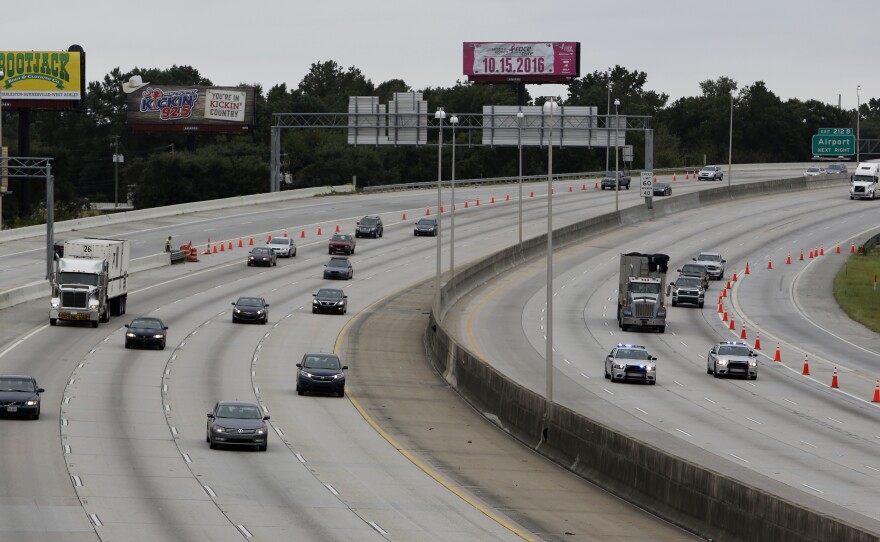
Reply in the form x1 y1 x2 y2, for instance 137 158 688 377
803 167 826 177
267 237 296 257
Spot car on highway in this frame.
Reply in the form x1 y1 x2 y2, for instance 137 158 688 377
124 317 169 350
676 263 710 289
600 171 631 190
206 401 270 451
697 165 724 181
825 163 848 175
296 352 348 397
669 276 705 308
231 296 269 324
693 252 725 280
312 288 348 314
247 246 277 267
707 341 758 380
0 375 44 420
652 182 672 196
414 217 439 236
324 257 353 280
355 215 384 238
328 234 356 255
804 166 826 177
604 344 657 384
267 237 296 257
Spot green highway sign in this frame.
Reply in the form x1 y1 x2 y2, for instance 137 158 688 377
818 127 853 135
812 134 855 156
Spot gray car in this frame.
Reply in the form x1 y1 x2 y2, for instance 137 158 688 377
707 341 758 379
324 257 353 280
267 237 296 257
206 401 270 451
693 252 725 280
698 165 724 181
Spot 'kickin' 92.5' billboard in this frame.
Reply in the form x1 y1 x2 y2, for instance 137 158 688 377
125 85 256 133
463 42 580 84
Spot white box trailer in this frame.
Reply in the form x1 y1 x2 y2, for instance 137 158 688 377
50 238 130 327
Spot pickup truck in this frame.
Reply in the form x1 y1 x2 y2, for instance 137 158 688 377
328 234 356 255
600 171 631 190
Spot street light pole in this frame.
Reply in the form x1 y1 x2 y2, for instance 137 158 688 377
857 85 861 163
0 68 4 229
450 115 458 275
517 110 524 245
728 90 734 188
606 76 612 173
543 97 558 405
434 108 445 316
614 98 620 211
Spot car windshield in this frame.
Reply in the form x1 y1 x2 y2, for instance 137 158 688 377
0 378 35 392
617 349 650 360
718 345 751 357
360 218 378 226
131 319 162 329
269 238 289 245
698 254 721 262
317 289 343 299
252 248 271 255
60 272 99 286
676 278 701 288
236 297 264 307
806 168 820 173
629 282 660 293
302 355 342 370
701 167 715 172
681 265 705 274
216 404 262 419
331 235 348 241
329 258 348 266
417 219 434 226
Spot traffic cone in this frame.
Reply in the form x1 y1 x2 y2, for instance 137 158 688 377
283 230 288 238
317 227 322 236
718 301 724 314
530 191 535 197
740 324 747 340
686 172 690 180
723 310 728 322
802 354 810 375
745 262 750 274
768 258 773 269
335 224 340 233
799 250 804 261
726 280 731 290
300 229 305 238
464 201 469 208
673 174 677 181
654 176 657 182
238 238 243 248
820 246 825 256
228 241 233 250
733 272 738 282
202 245 211 255
774 342 781 362
809 249 814 259
506 194 511 200
754 333 761 350
851 242 855 253
440 205 445 213
267 234 273 242
491 196 495 203
722 287 727 298
831 367 838 388
729 317 736 330
569 185 573 192
582 184 586 191
836 245 840 254
248 236 254 246
426 208 431 215
402 212 407 220
594 182 599 189
212 244 218 253
873 380 880 402
220 243 225 252
786 254 791 264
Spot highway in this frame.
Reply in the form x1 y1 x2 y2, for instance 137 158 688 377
445 184 880 529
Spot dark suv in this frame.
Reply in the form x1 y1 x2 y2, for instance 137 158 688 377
600 171 631 190
356 216 384 238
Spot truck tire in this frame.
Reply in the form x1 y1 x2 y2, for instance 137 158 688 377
49 318 57 326
698 301 704 308
657 326 665 334
91 320 99 328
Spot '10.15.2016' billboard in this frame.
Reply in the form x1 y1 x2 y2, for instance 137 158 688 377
463 42 580 84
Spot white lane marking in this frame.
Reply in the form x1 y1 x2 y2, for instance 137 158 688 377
63 397 70 404
729 453 749 463
64 444 71 454
180 341 186 348
182 453 192 463
745 417 762 425
369 522 388 535
602 388 614 396
68 378 75 385
164 404 170 412
0 328 50 359
62 418 68 426
801 483 824 494
784 398 799 405
296 453 306 463
88 349 95 355
672 380 684 387
203 485 217 498
827 417 843 424
325 483 339 496
261 405 269 413
78 362 84 369
704 397 716 404
72 475 82 487
865 465 880 472
274 427 284 437
236 525 254 539
162 384 168 393
636 407 649 415
680 341 688 347
675 428 691 437
800 441 817 448
89 514 102 527
254 386 260 395
580 372 590 379
170 426 178 437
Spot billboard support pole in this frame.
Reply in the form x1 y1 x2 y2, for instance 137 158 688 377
270 126 281 192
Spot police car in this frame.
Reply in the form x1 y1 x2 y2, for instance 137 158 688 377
604 344 657 384
707 341 758 380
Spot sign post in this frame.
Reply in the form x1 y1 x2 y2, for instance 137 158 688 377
641 171 653 209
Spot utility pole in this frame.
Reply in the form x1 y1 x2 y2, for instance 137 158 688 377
112 136 120 208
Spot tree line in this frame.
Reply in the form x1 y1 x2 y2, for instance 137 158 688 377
0 61 875 227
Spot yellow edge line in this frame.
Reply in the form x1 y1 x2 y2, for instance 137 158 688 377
466 267 542 364
334 287 536 542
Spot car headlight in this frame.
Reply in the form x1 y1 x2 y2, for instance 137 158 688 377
89 301 99 309
51 299 60 308
301 370 314 378
126 332 136 338
312 300 319 305
248 257 254 261
25 400 39 406
212 426 226 433
749 359 757 367
234 308 241 313
336 301 344 306
613 363 626 369
716 359 728 366
256 309 264 315
331 373 345 380
646 364 656 371
622 307 632 316
153 334 165 339
256 426 267 435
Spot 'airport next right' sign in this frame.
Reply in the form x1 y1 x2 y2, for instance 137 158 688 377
812 128 855 156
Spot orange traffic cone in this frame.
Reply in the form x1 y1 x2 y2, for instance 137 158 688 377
686 172 690 180
786 254 791 264
238 238 243 248
754 333 761 350
426 208 431 215
809 249 814 259
836 245 840 254
767 258 773 269
831 367 838 388
317 227 322 236
722 288 727 298
851 242 855 253
335 224 340 233
569 185 573 192
464 201 469 208
530 191 535 197
581 184 586 191
802 354 810 375
673 174 677 181
202 245 211 255
729 316 736 330
726 280 732 289
283 230 288 238
799 250 804 261
268 234 273 242
228 241 233 250
594 182 599 189
718 301 724 314
491 196 495 203
654 176 658 182
733 272 738 282
219 243 224 252
723 310 729 322
475 199 480 206
248 236 254 246
774 342 781 362
402 212 407 220
745 262 750 274
873 380 880 402
740 324 747 340
506 194 511 200
301 229 305 238
440 205 445 213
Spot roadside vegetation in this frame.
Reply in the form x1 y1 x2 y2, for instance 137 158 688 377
833 249 880 333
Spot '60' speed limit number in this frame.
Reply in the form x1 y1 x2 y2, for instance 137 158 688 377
640 172 654 198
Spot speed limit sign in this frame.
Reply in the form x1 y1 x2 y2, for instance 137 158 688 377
640 172 653 197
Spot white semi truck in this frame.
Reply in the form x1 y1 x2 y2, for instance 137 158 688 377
850 162 880 200
50 238 130 328
617 252 670 333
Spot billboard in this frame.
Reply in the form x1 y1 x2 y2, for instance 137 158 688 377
0 50 84 110
125 85 256 132
463 42 580 83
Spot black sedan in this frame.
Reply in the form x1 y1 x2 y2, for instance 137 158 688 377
296 353 347 397
232 296 269 324
652 182 672 196
206 401 270 451
324 257 353 280
414 217 439 236
313 288 348 314
124 317 169 349
0 375 44 419
247 246 277 267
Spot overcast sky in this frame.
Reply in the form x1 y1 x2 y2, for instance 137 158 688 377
7 0 875 111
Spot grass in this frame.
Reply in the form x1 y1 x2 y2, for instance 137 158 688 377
833 250 880 333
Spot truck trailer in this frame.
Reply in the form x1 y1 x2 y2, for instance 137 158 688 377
617 252 669 333
50 238 130 327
